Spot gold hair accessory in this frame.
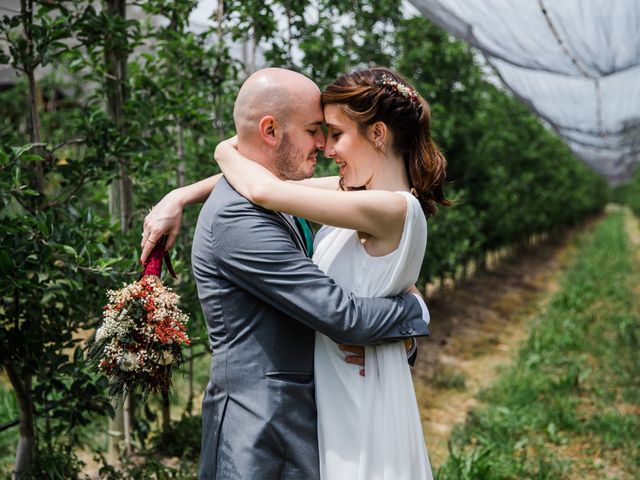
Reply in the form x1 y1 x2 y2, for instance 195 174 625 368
377 74 420 105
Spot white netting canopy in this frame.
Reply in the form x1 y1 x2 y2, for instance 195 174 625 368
409 0 640 183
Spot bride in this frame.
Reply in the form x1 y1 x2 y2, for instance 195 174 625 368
144 67 448 479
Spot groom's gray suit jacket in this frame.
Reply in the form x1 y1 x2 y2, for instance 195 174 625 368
192 178 428 480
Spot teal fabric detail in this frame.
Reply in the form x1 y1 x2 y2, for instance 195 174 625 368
294 217 314 258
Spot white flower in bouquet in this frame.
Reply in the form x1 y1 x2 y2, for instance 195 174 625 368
119 350 140 372
158 350 174 366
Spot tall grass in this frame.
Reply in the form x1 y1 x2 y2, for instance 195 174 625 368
436 211 640 479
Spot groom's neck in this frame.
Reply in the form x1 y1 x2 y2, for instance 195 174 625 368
237 142 283 179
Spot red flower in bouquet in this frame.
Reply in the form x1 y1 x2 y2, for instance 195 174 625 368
85 239 190 398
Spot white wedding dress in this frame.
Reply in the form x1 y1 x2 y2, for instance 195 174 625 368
313 191 433 480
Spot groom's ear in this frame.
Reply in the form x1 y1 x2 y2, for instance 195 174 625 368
258 115 281 147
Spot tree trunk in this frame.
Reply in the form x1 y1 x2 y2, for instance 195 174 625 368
176 124 185 188
104 0 133 459
214 0 226 139
123 393 133 456
105 0 133 232
249 30 257 74
284 0 293 64
6 366 35 480
25 72 43 194
107 406 124 463
161 389 171 433
21 0 44 197
186 345 194 415
9 3 41 476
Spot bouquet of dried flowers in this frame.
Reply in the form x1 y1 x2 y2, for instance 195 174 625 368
85 239 189 398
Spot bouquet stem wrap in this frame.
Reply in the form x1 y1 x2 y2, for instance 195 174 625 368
141 237 177 279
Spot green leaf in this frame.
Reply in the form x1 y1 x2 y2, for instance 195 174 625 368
61 245 77 256
11 144 36 158
0 251 12 274
20 187 41 196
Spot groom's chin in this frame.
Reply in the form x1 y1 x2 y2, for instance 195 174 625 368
291 166 315 181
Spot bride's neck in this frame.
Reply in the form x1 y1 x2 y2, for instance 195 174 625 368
366 152 411 192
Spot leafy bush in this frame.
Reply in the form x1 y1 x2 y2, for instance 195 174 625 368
152 415 202 461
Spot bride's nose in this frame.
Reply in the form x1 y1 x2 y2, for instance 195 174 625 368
324 140 336 158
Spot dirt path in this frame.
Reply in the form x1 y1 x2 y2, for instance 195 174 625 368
412 220 596 468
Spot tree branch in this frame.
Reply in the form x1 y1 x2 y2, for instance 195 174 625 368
43 171 88 209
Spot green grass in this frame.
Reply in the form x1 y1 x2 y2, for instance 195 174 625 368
0 382 19 473
436 211 640 479
432 364 468 391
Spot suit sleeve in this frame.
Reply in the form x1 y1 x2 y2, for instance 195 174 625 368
211 206 429 345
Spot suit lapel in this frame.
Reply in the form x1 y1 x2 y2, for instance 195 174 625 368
275 212 308 256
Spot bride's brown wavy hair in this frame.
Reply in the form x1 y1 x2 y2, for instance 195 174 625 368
321 67 450 216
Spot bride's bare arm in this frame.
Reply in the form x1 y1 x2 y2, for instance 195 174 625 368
215 140 406 241
291 176 340 190
140 174 222 263
140 170 339 263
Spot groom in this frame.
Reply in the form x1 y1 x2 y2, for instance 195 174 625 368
150 68 429 479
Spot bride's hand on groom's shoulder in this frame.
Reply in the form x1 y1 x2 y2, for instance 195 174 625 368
140 190 184 264
214 135 239 164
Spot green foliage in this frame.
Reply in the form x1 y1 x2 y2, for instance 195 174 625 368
436 212 640 478
423 188 484 281
152 414 201 460
613 168 640 215
432 365 467 391
24 443 86 480
94 450 198 479
436 442 495 480
0 140 119 475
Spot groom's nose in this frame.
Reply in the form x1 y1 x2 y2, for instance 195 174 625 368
315 130 326 150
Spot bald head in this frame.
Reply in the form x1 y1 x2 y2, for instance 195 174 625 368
233 68 321 141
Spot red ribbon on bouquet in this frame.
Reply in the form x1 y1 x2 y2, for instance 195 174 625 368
141 236 177 279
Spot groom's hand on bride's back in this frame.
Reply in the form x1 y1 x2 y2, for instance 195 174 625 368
339 344 366 376
140 191 184 264
339 339 416 376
